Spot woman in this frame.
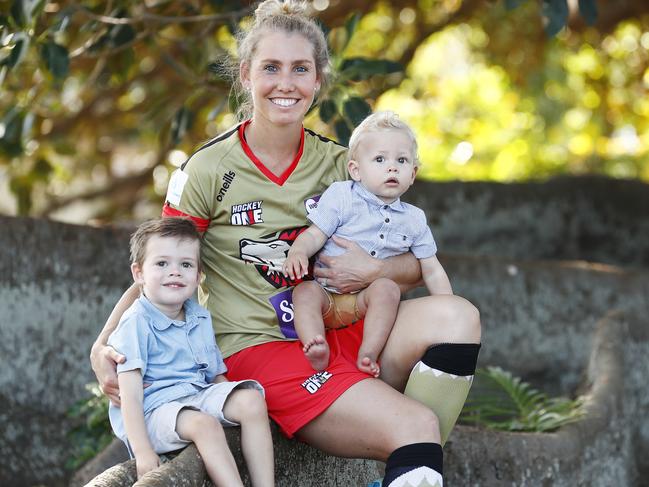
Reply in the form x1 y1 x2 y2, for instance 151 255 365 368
91 2 481 485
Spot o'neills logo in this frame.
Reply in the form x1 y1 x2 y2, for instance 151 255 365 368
231 200 263 226
216 171 235 202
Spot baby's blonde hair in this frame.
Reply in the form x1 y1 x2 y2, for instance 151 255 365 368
348 111 420 167
232 0 330 120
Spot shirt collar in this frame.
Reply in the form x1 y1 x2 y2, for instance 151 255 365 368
351 181 407 212
137 295 208 331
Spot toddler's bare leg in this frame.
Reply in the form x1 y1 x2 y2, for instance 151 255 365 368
292 281 332 371
355 278 401 377
175 409 244 487
223 388 275 487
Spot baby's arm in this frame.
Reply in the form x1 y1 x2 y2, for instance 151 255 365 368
211 374 228 384
119 370 160 479
283 225 328 280
420 256 453 295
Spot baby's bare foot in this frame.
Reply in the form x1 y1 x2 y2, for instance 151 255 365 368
303 335 330 371
357 356 380 377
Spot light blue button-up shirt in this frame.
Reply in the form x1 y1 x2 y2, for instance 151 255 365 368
308 180 437 263
107 296 225 438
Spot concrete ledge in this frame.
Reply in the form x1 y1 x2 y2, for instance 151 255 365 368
74 425 381 487
445 311 632 486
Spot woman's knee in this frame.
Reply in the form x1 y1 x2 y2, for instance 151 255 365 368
454 296 481 342
390 402 441 447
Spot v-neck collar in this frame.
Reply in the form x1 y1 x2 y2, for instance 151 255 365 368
238 119 305 186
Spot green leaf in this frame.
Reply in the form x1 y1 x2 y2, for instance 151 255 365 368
0 108 25 157
318 99 337 123
340 57 403 81
459 366 585 432
542 0 569 37
1 31 30 68
342 12 361 52
109 23 136 47
343 96 372 127
578 0 597 25
505 0 527 9
10 0 45 28
334 118 352 146
40 41 69 79
170 106 193 144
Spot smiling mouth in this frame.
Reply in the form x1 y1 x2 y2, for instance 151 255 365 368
164 282 186 288
270 98 299 107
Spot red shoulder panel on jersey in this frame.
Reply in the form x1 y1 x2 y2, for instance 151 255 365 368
162 203 210 233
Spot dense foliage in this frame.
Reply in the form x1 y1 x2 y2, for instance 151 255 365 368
1 0 647 221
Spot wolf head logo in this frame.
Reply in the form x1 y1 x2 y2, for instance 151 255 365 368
239 227 310 288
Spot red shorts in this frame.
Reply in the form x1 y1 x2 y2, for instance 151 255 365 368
223 320 370 438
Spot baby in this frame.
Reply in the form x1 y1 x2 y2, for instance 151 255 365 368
284 111 452 376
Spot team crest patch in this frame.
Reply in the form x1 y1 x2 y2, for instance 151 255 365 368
304 194 321 215
239 227 310 289
231 200 263 226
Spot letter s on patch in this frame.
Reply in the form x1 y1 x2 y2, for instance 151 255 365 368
166 169 189 206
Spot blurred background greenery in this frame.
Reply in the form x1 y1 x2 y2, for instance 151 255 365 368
1 0 647 223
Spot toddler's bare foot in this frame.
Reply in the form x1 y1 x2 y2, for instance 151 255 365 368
357 356 380 377
303 335 330 371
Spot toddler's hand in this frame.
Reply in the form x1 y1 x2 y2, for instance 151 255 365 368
283 252 309 280
136 450 160 479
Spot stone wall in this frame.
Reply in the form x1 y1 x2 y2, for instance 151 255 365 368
1 176 647 486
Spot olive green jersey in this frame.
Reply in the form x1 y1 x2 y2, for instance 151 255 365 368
163 121 348 357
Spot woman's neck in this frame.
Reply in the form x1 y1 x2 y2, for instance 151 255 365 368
244 119 303 175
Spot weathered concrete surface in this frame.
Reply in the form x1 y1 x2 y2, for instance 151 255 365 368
0 217 133 487
444 312 632 486
74 427 382 487
1 176 648 486
406 176 649 269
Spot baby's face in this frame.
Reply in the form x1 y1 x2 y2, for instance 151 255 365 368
348 129 417 204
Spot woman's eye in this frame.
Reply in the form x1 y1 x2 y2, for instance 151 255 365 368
264 64 278 72
295 65 307 73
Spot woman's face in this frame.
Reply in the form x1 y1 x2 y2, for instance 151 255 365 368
242 30 320 128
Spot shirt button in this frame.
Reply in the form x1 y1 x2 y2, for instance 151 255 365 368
379 234 384 239
403 235 407 241
370 251 376 256
385 218 390 223
383 205 389 209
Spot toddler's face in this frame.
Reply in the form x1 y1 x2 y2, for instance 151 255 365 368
348 129 417 204
131 235 200 313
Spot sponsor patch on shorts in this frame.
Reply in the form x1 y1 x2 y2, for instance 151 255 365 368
301 371 333 394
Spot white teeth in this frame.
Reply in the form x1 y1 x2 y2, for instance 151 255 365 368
271 98 298 107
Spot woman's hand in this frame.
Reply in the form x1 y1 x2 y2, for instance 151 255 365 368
313 236 381 293
90 343 125 406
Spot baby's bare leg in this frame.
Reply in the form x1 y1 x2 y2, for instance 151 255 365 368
223 388 275 487
292 281 331 371
175 409 244 487
355 278 401 377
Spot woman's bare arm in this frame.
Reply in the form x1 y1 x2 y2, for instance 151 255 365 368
89 282 140 405
313 235 422 294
